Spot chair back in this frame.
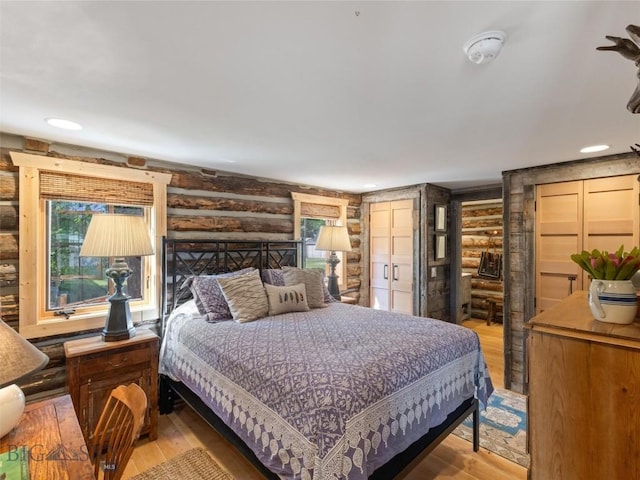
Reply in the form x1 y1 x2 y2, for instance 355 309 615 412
89 383 148 480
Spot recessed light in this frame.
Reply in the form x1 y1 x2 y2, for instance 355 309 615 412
580 144 609 153
45 118 82 130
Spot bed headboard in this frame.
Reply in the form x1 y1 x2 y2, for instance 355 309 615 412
161 237 303 326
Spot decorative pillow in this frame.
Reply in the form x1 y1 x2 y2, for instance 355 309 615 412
264 282 310 316
261 269 285 286
282 267 326 308
320 273 338 303
216 269 269 323
187 268 255 322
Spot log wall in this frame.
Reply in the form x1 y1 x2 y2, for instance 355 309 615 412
0 133 362 401
461 199 504 320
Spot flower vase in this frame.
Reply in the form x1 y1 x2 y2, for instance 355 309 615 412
589 279 638 324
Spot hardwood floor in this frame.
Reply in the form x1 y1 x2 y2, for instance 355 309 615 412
125 319 523 479
462 318 505 390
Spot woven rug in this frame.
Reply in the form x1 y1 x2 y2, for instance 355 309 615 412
131 448 234 480
453 387 530 468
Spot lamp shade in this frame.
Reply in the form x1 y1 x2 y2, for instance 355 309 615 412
316 225 352 252
0 320 49 388
79 214 154 257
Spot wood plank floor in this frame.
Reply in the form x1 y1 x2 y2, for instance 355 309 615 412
125 319 523 479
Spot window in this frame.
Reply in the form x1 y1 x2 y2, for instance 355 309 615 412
11 152 171 338
47 201 145 310
300 217 329 270
291 192 349 290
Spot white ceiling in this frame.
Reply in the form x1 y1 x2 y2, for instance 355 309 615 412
1 1 638 193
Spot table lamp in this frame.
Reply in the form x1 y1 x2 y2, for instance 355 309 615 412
315 225 352 300
0 319 49 438
79 214 154 342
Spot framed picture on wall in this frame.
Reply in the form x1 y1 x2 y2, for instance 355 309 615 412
435 233 446 260
435 205 447 232
478 251 502 279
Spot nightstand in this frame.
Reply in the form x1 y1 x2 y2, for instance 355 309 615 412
64 329 159 441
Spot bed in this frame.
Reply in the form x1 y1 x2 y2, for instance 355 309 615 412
158 238 493 479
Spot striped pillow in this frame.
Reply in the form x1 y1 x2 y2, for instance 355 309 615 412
282 267 326 308
216 269 268 323
187 268 255 322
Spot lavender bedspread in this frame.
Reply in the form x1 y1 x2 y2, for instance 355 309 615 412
160 301 493 479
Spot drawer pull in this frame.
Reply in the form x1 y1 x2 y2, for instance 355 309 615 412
109 357 128 368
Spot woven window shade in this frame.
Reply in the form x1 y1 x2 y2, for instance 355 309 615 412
300 202 341 219
40 171 154 206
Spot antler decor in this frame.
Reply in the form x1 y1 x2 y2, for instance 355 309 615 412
597 24 640 114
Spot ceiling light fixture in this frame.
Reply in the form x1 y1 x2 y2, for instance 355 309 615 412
580 144 610 153
45 117 82 130
463 31 507 64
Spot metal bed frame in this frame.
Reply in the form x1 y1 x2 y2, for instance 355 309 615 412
158 237 479 479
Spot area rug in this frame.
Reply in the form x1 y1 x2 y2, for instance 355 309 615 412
453 387 530 468
131 448 234 480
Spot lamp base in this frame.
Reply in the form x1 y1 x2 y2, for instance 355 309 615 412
102 293 136 342
326 252 341 301
326 274 341 301
103 260 136 342
0 384 25 438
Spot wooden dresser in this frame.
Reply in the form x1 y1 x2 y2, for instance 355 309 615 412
526 291 640 480
64 329 159 441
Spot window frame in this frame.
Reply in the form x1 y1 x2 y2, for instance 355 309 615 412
11 152 171 339
291 192 349 291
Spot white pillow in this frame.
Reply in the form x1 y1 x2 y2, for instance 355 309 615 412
264 282 310 316
216 269 268 323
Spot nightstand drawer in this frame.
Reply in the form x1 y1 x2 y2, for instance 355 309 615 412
78 344 152 378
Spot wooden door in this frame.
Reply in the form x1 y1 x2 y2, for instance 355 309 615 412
535 175 640 313
389 199 414 314
369 199 414 314
370 202 390 310
535 181 583 314
583 174 640 289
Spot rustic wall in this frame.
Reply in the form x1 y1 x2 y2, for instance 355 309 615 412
503 153 639 393
0 133 362 401
461 199 504 320
425 184 452 321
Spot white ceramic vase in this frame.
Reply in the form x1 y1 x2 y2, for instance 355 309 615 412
589 279 638 324
0 384 25 438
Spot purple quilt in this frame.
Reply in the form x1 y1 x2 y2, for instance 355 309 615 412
160 301 493 479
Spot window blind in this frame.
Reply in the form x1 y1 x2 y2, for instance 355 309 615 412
40 171 154 206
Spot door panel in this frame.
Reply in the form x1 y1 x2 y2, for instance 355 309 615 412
370 203 390 298
583 174 639 289
390 199 413 313
536 181 583 314
391 290 413 315
371 286 389 310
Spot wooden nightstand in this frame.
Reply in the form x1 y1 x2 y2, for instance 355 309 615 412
64 329 159 441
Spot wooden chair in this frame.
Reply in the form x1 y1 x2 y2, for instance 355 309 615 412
89 383 148 480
